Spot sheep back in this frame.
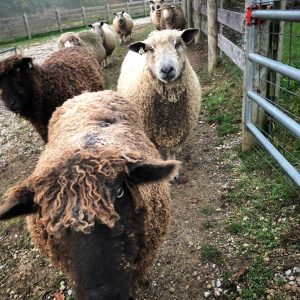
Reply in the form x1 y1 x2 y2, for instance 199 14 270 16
25 90 172 280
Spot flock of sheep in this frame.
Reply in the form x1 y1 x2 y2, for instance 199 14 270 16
0 1 201 299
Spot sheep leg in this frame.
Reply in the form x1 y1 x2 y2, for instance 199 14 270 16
166 149 179 183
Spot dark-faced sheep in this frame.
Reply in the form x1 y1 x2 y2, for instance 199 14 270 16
158 4 186 30
0 47 104 142
150 0 164 30
112 11 134 44
58 30 106 67
0 90 179 299
89 22 118 67
118 29 201 179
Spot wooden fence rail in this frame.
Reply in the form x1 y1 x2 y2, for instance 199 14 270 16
0 0 180 44
192 1 245 71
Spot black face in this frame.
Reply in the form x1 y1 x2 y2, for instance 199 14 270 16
58 180 142 300
0 67 31 114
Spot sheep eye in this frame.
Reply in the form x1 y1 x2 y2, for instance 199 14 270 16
116 187 124 198
148 46 154 53
174 41 181 49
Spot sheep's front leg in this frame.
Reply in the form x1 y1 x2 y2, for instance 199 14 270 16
166 149 179 182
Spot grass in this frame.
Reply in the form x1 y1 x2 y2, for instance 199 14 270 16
201 244 223 265
200 55 300 297
199 59 242 136
242 257 274 299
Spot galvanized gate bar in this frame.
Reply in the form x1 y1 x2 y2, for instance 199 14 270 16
252 10 300 22
0 47 16 55
247 91 300 139
247 122 300 186
248 53 300 82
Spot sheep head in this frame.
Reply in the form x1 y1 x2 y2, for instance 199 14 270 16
0 148 179 298
89 22 105 37
113 11 126 25
157 4 175 21
0 55 33 114
149 0 164 11
128 28 199 83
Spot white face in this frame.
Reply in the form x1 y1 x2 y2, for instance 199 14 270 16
162 8 171 19
145 33 186 83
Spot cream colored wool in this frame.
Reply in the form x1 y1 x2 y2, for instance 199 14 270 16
118 30 201 157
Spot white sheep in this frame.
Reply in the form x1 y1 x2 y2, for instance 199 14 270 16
58 31 106 68
112 11 134 44
150 0 164 30
89 22 118 67
118 29 201 178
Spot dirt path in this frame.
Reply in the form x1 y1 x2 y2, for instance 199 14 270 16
0 24 241 299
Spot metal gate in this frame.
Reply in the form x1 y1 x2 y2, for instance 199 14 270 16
244 1 300 186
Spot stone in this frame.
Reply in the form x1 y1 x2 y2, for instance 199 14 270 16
169 287 175 293
216 279 222 287
204 291 211 298
285 283 291 291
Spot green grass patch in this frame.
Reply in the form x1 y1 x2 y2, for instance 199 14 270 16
227 220 243 235
242 257 274 299
199 58 243 136
201 244 223 264
202 220 214 229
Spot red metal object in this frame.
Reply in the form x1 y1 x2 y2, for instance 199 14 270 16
246 6 253 26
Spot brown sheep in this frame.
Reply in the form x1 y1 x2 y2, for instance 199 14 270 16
159 4 186 30
0 90 180 299
113 11 134 44
0 47 104 142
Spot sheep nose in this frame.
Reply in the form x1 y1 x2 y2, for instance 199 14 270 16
161 64 174 75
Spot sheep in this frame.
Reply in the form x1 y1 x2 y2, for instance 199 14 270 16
89 22 118 67
118 29 201 177
158 4 186 30
0 47 104 142
150 0 164 30
58 30 106 67
0 90 180 299
112 11 134 44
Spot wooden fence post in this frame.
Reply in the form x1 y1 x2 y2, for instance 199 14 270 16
126 2 130 15
219 0 224 58
106 4 110 22
187 0 193 27
193 0 201 44
182 0 187 19
23 13 31 40
55 9 63 33
207 0 217 73
81 7 87 26
143 0 147 17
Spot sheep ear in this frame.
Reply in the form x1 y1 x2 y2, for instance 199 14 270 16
100 21 104 26
127 160 181 185
181 28 200 44
128 42 147 54
88 24 93 28
149 0 154 4
0 184 37 220
171 5 175 9
121 10 125 14
20 57 33 69
113 12 117 16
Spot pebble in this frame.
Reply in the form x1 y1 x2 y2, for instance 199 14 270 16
192 271 197 276
285 269 292 276
169 287 175 293
216 279 221 287
285 283 291 291
60 285 66 292
206 284 212 289
67 289 73 296
291 285 297 292
204 291 211 298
